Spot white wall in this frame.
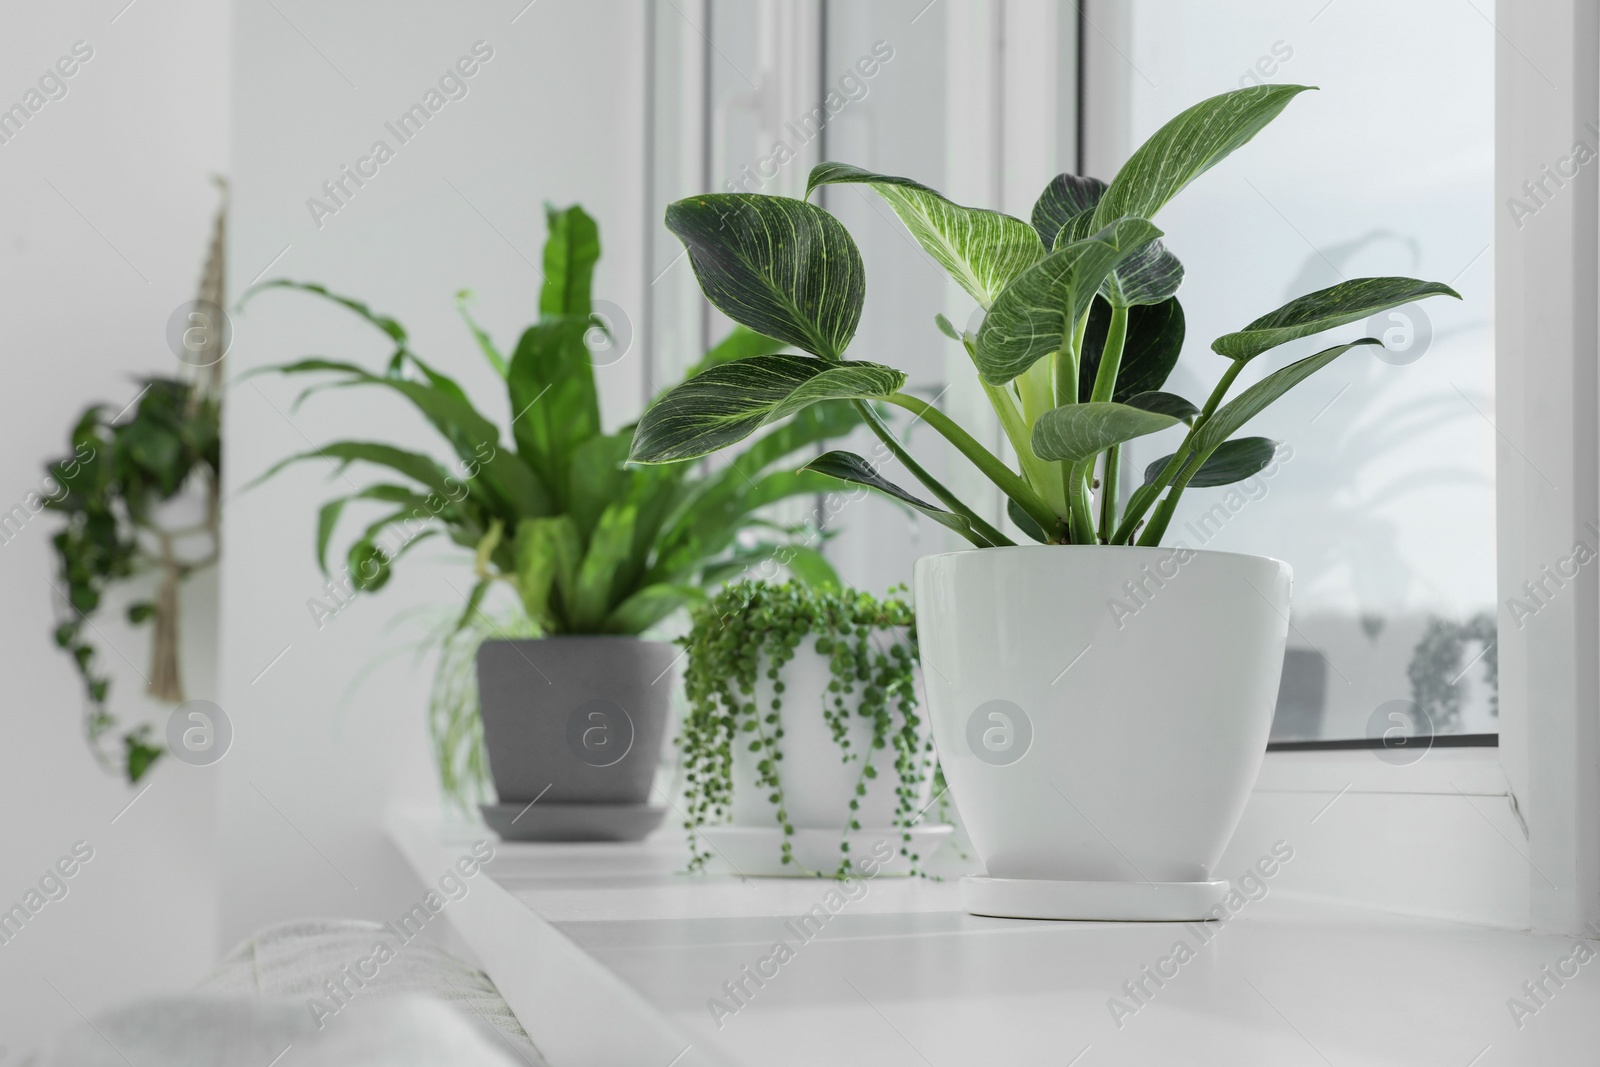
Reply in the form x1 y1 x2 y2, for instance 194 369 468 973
219 0 650 948
0 0 229 1056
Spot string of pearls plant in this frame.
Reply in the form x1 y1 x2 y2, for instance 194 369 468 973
678 580 932 878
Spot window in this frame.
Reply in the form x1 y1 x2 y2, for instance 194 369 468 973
1089 0 1498 745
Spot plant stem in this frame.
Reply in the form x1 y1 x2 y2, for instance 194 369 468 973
1089 304 1129 403
881 393 1058 538
968 339 1066 517
852 400 1013 547
1084 303 1131 544
1098 445 1121 543
1130 361 1245 546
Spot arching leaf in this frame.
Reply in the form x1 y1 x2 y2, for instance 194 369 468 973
1190 340 1381 460
1124 391 1199 424
665 194 864 359
799 450 990 547
1212 277 1462 362
629 355 905 463
973 218 1162 385
1144 436 1278 487
1031 402 1182 464
1031 174 1107 250
1093 84 1316 227
807 162 1042 309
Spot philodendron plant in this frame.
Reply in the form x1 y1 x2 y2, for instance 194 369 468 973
628 85 1461 548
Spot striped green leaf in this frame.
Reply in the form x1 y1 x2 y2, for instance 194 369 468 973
1125 390 1199 424
1031 401 1182 464
629 354 905 464
1100 240 1184 307
1211 277 1462 362
1093 84 1316 227
1190 340 1381 459
665 194 863 359
1031 174 1107 250
973 218 1163 385
808 162 1042 309
800 450 989 547
1144 436 1278 487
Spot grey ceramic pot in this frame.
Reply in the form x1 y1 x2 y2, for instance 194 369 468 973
474 636 676 804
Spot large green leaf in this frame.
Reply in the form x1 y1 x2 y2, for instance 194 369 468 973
1031 402 1182 464
799 450 989 547
602 583 704 635
1032 174 1106 250
540 204 600 318
570 504 636 630
808 162 1042 309
247 440 455 498
1211 277 1462 362
1125 390 1199 423
1093 84 1316 227
514 515 581 630
1144 436 1278 488
973 218 1163 385
648 468 840 584
1100 240 1184 308
566 433 632 542
1190 340 1381 460
629 354 904 463
508 317 598 507
243 280 407 343
260 358 547 517
1078 297 1186 402
664 194 863 359
315 483 433 573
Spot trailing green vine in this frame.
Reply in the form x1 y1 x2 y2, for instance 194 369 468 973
678 580 932 878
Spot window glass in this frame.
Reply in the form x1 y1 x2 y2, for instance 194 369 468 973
1113 0 1497 741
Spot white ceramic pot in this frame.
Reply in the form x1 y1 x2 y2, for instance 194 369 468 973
913 546 1291 919
706 642 948 875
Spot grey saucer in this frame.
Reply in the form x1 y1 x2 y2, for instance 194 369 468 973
480 802 668 843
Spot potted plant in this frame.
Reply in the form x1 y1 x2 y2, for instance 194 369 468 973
627 85 1460 918
45 181 228 783
247 204 856 842
677 580 945 878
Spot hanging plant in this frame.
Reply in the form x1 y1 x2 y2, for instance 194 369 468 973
44 180 227 782
678 580 932 878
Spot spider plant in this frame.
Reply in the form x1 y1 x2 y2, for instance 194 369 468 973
626 85 1461 548
245 203 855 635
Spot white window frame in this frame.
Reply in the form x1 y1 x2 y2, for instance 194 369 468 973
650 0 1600 935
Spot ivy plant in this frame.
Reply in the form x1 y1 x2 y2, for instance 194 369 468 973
627 85 1461 547
246 204 857 638
46 378 222 782
678 580 931 878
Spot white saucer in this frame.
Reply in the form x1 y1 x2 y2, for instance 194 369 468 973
698 825 953 877
961 875 1229 921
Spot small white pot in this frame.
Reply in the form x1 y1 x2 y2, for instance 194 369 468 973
914 546 1291 920
706 640 946 875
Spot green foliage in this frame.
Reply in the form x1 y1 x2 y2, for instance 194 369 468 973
1407 612 1498 730
46 377 222 782
246 204 856 636
677 581 930 878
631 85 1463 549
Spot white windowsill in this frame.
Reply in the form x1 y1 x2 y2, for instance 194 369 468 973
1253 744 1508 797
